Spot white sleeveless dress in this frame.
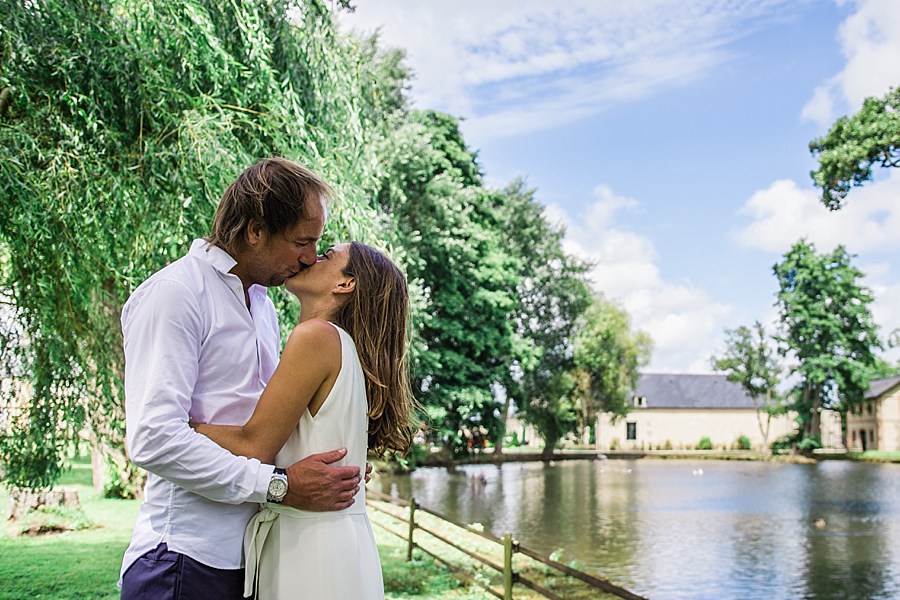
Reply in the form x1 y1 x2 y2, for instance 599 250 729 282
242 323 384 599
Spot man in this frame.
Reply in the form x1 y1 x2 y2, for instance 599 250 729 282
119 158 362 599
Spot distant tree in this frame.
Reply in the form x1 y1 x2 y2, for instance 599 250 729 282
773 240 881 444
809 87 900 210
711 321 784 446
570 296 652 454
521 372 580 459
493 179 593 455
373 111 519 456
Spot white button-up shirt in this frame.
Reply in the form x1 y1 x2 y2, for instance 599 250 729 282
119 239 280 577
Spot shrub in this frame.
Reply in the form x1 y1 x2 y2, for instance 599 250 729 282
770 431 801 454
381 443 430 473
735 435 752 450
697 437 713 450
797 435 822 454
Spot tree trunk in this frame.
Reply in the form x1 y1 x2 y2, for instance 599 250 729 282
802 384 814 439
810 407 822 440
755 389 772 447
0 87 10 118
541 442 556 460
494 394 511 455
91 445 106 495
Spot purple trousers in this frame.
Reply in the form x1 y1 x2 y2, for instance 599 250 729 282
120 543 244 600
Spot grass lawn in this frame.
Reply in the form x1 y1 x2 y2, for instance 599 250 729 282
0 459 487 600
850 450 900 463
0 461 133 599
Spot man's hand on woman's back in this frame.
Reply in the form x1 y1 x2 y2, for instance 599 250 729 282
282 448 362 511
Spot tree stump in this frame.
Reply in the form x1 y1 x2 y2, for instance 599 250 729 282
7 487 81 522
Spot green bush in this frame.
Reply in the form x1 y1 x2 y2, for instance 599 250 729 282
797 435 822 453
735 435 752 450
696 437 713 450
770 432 800 453
103 456 146 499
378 443 430 474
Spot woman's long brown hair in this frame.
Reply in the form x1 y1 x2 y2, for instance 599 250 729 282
332 242 417 456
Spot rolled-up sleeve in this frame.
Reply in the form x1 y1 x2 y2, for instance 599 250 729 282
123 278 270 504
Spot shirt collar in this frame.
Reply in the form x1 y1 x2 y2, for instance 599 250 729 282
189 239 269 302
190 238 237 274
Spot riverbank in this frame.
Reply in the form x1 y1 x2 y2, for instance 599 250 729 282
411 446 900 468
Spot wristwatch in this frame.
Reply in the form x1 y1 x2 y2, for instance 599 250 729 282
266 468 288 503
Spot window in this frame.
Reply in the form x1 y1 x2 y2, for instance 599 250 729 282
626 422 637 441
632 395 646 407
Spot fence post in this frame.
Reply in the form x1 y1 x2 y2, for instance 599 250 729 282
503 533 513 600
406 497 417 561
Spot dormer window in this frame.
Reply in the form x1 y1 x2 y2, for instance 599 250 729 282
633 395 646 408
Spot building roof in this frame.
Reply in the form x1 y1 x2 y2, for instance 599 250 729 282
865 376 900 400
633 373 757 409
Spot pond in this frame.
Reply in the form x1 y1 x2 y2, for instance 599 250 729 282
371 459 900 600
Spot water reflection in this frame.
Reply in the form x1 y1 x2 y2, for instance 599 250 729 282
798 462 900 600
372 460 900 599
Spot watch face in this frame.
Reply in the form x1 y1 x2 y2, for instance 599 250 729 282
269 479 288 498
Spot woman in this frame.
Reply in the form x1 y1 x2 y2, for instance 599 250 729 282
192 242 416 600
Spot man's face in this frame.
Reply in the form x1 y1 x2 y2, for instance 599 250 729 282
247 196 327 288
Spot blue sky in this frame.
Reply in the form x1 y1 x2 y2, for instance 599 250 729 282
338 0 900 373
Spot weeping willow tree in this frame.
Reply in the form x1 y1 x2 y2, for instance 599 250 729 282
0 0 398 494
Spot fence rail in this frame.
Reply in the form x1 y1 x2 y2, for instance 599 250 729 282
366 489 647 600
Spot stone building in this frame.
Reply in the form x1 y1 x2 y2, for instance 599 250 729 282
846 376 900 452
594 373 798 451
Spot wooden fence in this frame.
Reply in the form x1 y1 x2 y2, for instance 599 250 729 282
366 489 647 600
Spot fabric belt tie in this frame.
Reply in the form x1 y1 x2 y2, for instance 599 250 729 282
242 499 368 598
243 506 280 599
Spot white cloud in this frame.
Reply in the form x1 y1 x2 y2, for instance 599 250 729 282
734 171 900 253
547 186 731 373
338 0 799 144
801 0 900 126
800 84 836 124
861 263 900 364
